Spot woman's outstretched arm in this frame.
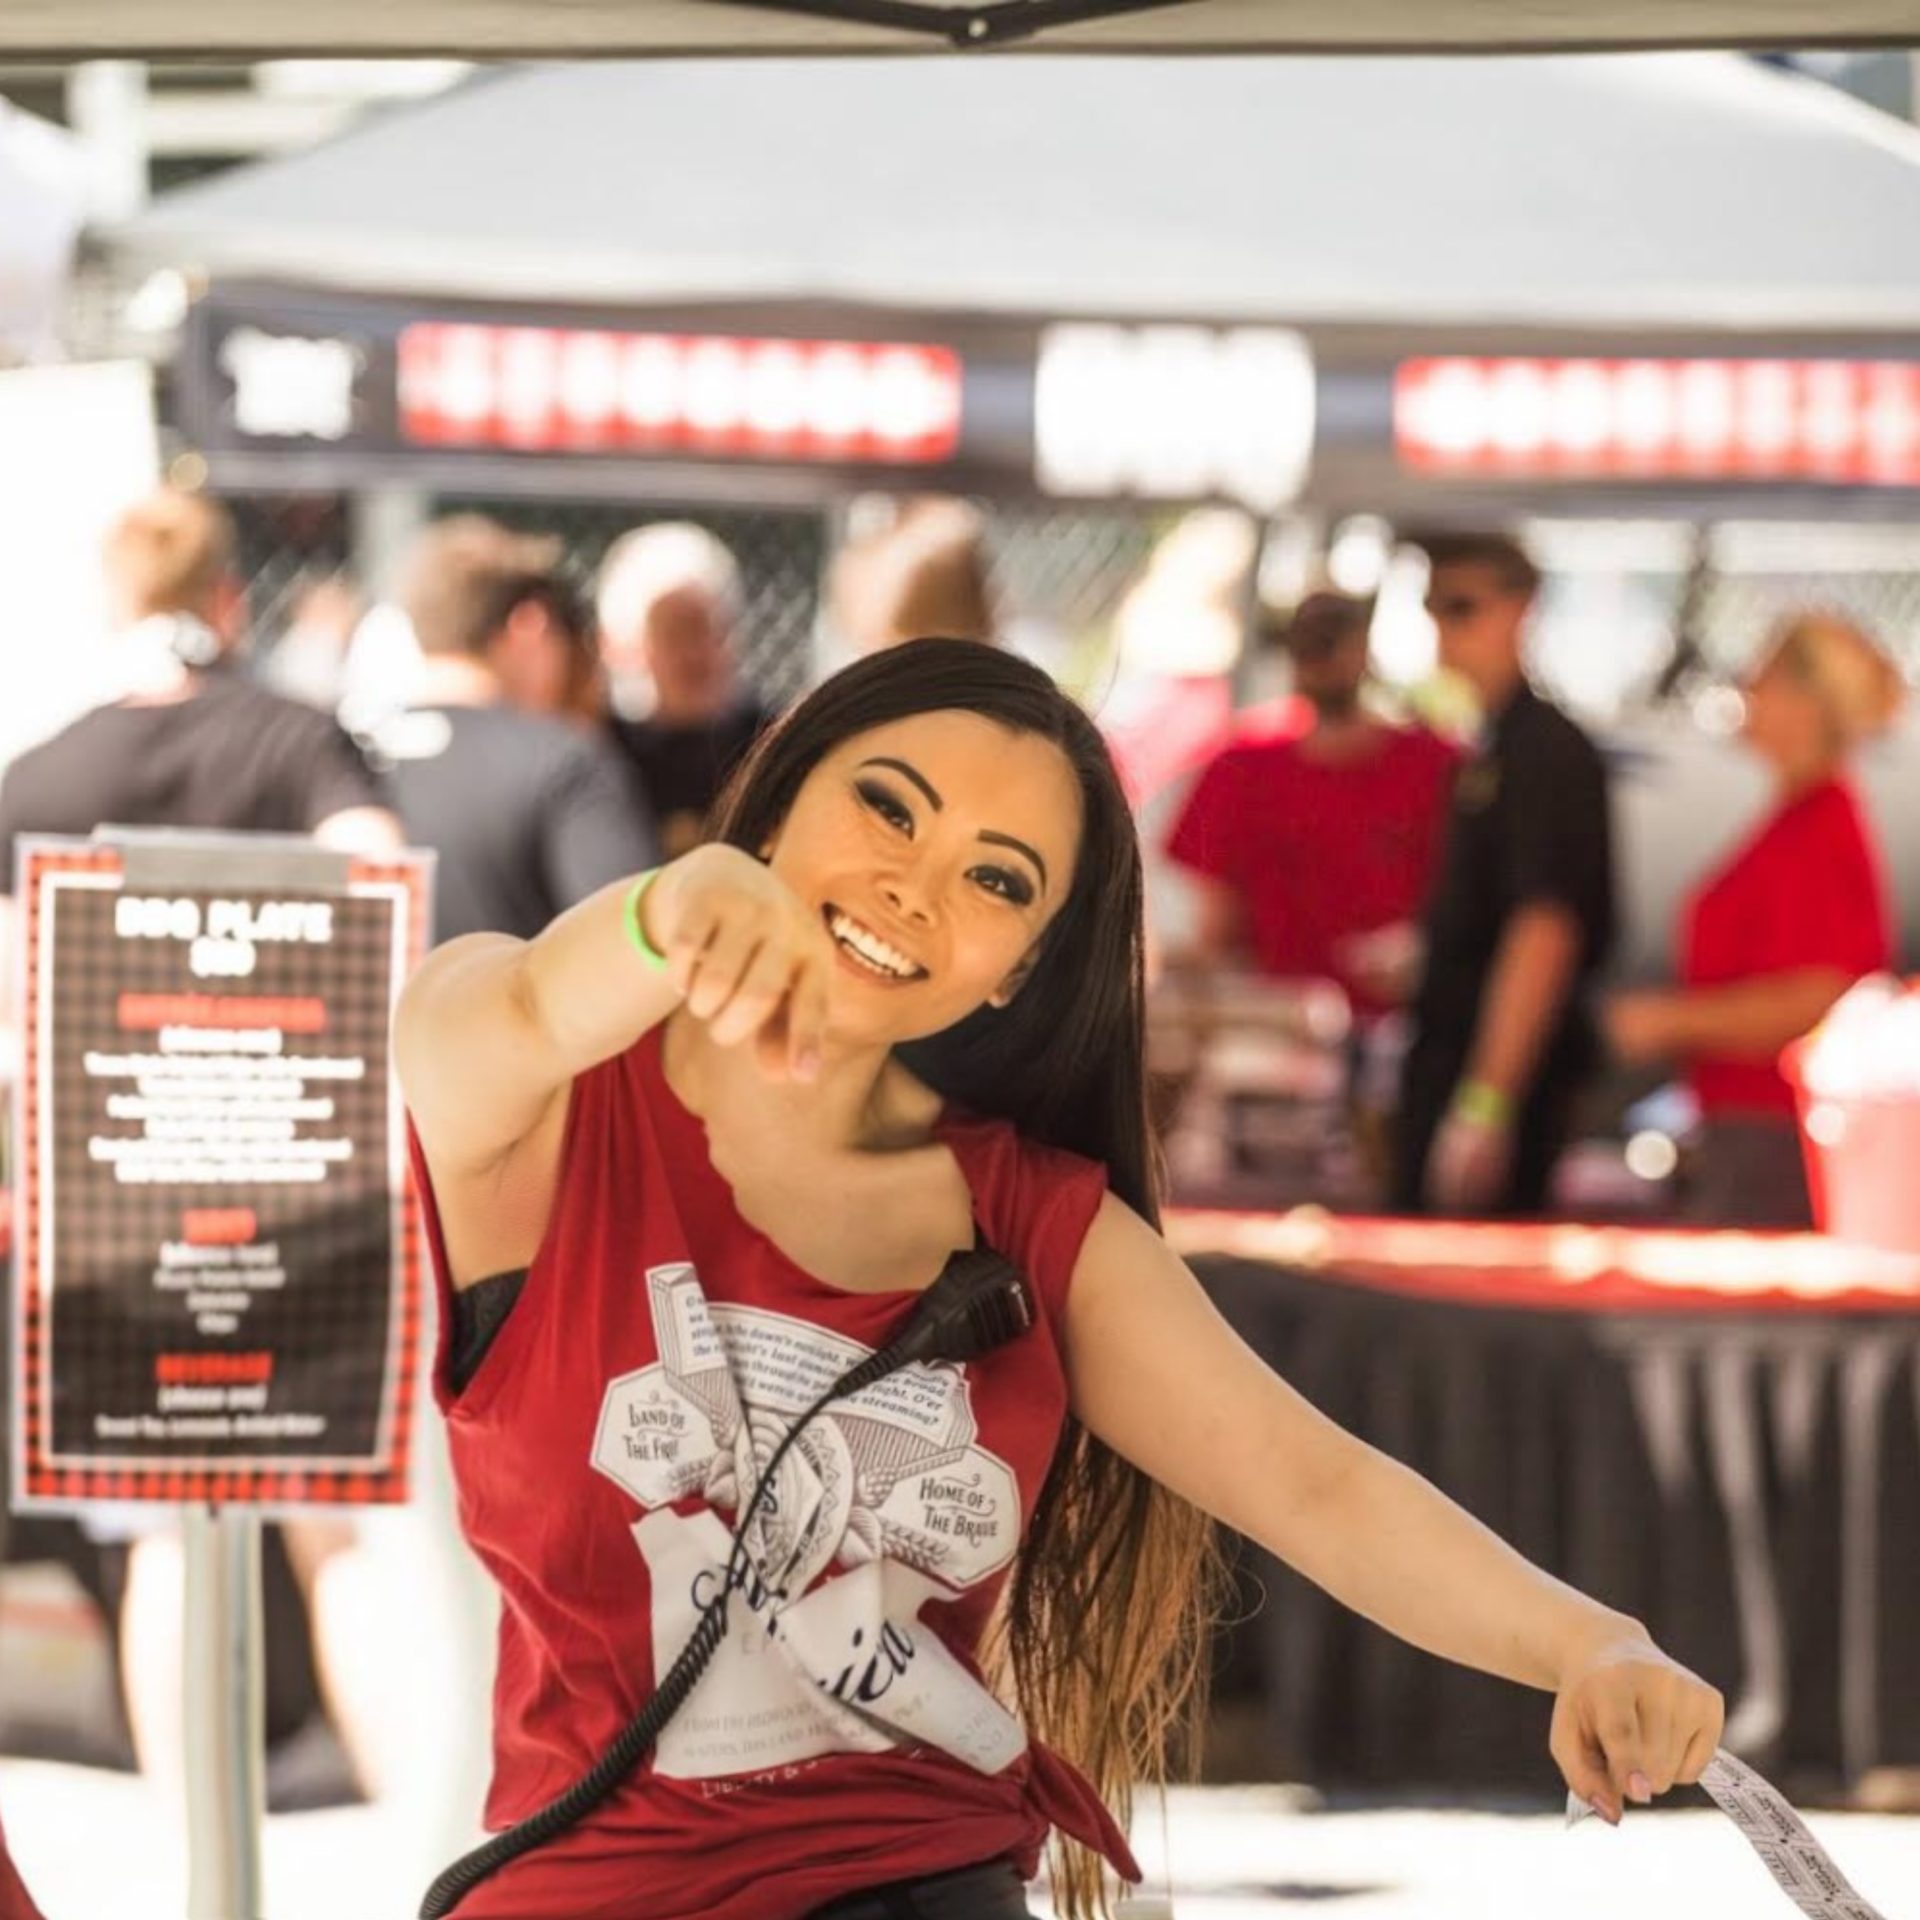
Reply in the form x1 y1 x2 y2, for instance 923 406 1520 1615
395 846 832 1179
1062 1196 1724 1823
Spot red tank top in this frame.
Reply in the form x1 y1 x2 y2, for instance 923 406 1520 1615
410 1023 1138 1919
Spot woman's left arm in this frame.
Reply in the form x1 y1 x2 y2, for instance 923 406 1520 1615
1607 969 1852 1065
1063 1195 1724 1823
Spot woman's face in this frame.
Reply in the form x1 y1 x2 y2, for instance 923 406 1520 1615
764 709 1085 1046
1741 652 1832 773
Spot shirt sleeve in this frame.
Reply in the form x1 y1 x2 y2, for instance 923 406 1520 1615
1164 750 1246 883
1500 719 1615 962
288 712 392 829
539 738 661 913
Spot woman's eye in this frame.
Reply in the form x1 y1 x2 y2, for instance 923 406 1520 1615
855 780 912 831
973 867 1034 907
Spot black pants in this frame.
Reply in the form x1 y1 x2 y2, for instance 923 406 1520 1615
808 1858 1033 1920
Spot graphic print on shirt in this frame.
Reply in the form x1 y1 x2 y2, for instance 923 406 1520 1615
588 1264 1029 1784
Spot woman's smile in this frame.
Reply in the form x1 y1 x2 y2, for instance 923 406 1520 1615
821 903 929 983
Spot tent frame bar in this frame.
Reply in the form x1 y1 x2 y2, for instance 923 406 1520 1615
8 2 1920 59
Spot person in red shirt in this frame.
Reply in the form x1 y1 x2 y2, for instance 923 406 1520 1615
1165 592 1458 1021
1607 613 1903 1227
399 639 1719 1920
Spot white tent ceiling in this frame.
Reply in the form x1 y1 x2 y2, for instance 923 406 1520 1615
121 54 1920 334
1 0 1918 58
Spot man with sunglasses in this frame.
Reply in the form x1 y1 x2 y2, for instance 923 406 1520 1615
1393 534 1616 1217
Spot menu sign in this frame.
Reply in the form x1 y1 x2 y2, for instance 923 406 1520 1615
10 834 431 1513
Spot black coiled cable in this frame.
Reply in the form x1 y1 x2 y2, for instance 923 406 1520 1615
419 1245 1032 1918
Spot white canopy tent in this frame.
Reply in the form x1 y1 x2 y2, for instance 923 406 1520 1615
113 51 1920 525
121 54 1920 333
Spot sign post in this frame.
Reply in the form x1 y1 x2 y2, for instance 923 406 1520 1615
8 827 431 1917
182 1502 265 1920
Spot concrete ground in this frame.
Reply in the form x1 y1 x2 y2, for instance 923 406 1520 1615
3 1760 1913 1920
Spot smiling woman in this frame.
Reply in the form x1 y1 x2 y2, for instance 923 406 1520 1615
395 639 1722 1920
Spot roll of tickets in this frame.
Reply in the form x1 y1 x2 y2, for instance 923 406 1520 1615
1566 1749 1892 1920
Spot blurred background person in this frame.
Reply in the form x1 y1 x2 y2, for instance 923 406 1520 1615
826 495 996 665
0 486 399 1058
1162 590 1459 1196
0 487 397 893
1097 507 1257 810
1393 532 1616 1218
382 514 657 944
0 483 401 1824
477 565 607 733
1165 590 1458 1018
1605 612 1902 1227
595 521 768 859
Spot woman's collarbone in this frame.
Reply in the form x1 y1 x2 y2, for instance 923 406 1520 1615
717 1142 972 1293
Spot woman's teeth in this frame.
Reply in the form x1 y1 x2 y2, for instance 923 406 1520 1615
825 908 922 980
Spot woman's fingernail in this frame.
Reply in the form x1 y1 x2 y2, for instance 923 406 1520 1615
1628 1771 1653 1804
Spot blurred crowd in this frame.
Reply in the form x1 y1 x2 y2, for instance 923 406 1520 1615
0 483 1908 1873
1 486 1906 1240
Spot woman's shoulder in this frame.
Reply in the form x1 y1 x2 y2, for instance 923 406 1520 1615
546 1022 678 1164
937 1103 1111 1261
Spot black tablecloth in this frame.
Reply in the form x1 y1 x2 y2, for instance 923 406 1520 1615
1193 1253 1920 1791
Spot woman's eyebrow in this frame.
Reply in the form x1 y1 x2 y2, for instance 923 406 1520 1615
980 833 1048 893
857 757 942 811
857 757 1049 895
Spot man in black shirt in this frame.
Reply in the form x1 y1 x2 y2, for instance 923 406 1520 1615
0 488 399 1041
1393 533 1616 1217
0 498 395 884
381 516 657 944
594 522 769 860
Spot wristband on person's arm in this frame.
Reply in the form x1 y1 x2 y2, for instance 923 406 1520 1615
1451 1077 1515 1129
623 869 670 971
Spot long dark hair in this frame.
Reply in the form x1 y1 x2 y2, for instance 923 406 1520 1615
710 639 1223 1920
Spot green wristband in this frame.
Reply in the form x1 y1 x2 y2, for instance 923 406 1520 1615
623 870 669 971
1451 1078 1514 1129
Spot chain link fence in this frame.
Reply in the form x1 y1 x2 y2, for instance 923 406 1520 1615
229 494 353 643
231 489 1172 713
228 492 1920 714
1689 537 1920 680
430 494 827 709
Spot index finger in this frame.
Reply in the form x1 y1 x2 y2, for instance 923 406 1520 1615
785 948 830 1081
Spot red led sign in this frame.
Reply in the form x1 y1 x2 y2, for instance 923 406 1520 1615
1395 356 1920 485
397 323 963 464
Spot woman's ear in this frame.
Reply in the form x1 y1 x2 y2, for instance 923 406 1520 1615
988 951 1037 1010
